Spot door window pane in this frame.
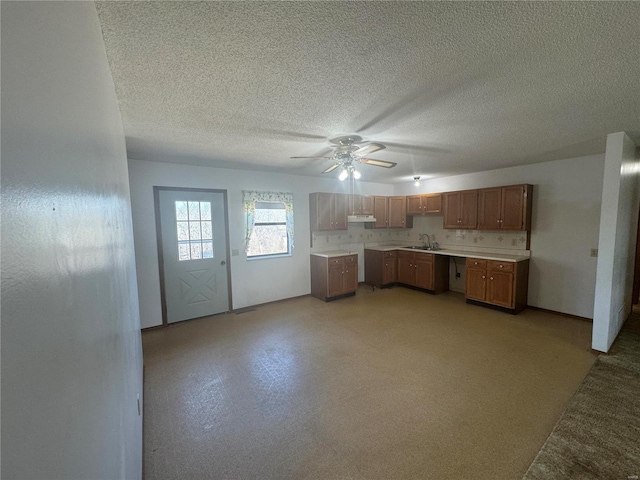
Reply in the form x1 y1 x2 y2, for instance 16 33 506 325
175 201 188 221
178 243 190 261
200 202 211 220
201 221 212 240
202 241 214 259
189 222 202 240
177 222 189 241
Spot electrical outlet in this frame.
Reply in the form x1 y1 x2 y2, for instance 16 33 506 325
590 249 598 258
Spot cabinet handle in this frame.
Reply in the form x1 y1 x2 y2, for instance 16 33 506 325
499 264 504 268
490 277 494 280
474 261 478 265
482 275 486 279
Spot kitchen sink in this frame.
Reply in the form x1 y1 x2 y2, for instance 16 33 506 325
403 245 444 251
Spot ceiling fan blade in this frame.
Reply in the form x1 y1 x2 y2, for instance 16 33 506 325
359 158 397 168
290 156 332 159
322 163 341 173
352 143 386 157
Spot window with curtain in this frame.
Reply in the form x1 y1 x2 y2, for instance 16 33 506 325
243 191 294 258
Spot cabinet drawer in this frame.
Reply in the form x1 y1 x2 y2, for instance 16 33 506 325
384 251 396 259
415 252 434 262
397 251 414 259
344 255 358 265
466 258 487 269
489 261 514 272
328 258 344 266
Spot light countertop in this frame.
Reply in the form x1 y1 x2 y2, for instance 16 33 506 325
364 245 530 263
311 250 357 258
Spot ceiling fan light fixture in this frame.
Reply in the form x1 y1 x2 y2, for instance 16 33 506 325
353 169 361 180
338 169 349 181
414 176 421 186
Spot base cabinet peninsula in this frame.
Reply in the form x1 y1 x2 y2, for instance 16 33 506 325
364 246 530 314
465 257 530 313
311 253 358 301
365 249 448 293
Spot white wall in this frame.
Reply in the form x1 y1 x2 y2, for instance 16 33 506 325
592 132 640 352
1 3 143 479
128 159 393 328
394 154 605 318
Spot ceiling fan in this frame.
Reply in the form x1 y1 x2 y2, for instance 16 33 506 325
291 135 397 180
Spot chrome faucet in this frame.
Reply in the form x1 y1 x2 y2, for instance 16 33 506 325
419 233 431 249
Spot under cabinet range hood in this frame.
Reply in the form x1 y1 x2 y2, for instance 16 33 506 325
348 214 376 223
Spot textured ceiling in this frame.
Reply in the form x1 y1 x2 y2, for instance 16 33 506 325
95 1 639 184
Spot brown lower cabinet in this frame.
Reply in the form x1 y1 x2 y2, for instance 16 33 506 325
311 254 358 301
465 257 529 312
364 250 397 287
394 251 449 293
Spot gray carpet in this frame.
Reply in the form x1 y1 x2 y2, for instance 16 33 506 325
523 310 640 479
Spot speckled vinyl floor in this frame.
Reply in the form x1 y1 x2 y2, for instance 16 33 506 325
142 287 595 480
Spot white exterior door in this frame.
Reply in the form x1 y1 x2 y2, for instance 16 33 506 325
158 189 230 324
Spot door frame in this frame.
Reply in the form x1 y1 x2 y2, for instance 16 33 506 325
153 186 233 327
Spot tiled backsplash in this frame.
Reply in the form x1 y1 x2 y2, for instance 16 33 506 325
310 215 529 253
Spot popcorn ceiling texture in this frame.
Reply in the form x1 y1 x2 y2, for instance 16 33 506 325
95 2 640 183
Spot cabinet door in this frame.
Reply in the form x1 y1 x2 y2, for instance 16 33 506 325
327 261 344 297
423 194 442 214
316 193 333 231
333 194 348 230
465 268 487 301
397 253 415 285
478 188 502 230
443 192 461 228
459 190 478 229
383 253 397 284
488 270 514 308
414 254 434 290
388 196 408 228
343 256 358 293
406 195 423 215
501 185 526 230
373 196 388 228
360 196 374 215
349 195 361 215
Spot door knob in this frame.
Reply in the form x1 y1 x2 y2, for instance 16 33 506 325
220 260 226 265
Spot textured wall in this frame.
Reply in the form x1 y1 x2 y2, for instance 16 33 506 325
1 3 143 478
593 132 640 352
394 154 605 318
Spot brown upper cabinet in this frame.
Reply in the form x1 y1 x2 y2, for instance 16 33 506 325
310 193 348 231
388 196 413 228
349 195 374 215
406 193 442 215
367 196 413 229
372 196 388 228
478 185 532 231
443 190 478 229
